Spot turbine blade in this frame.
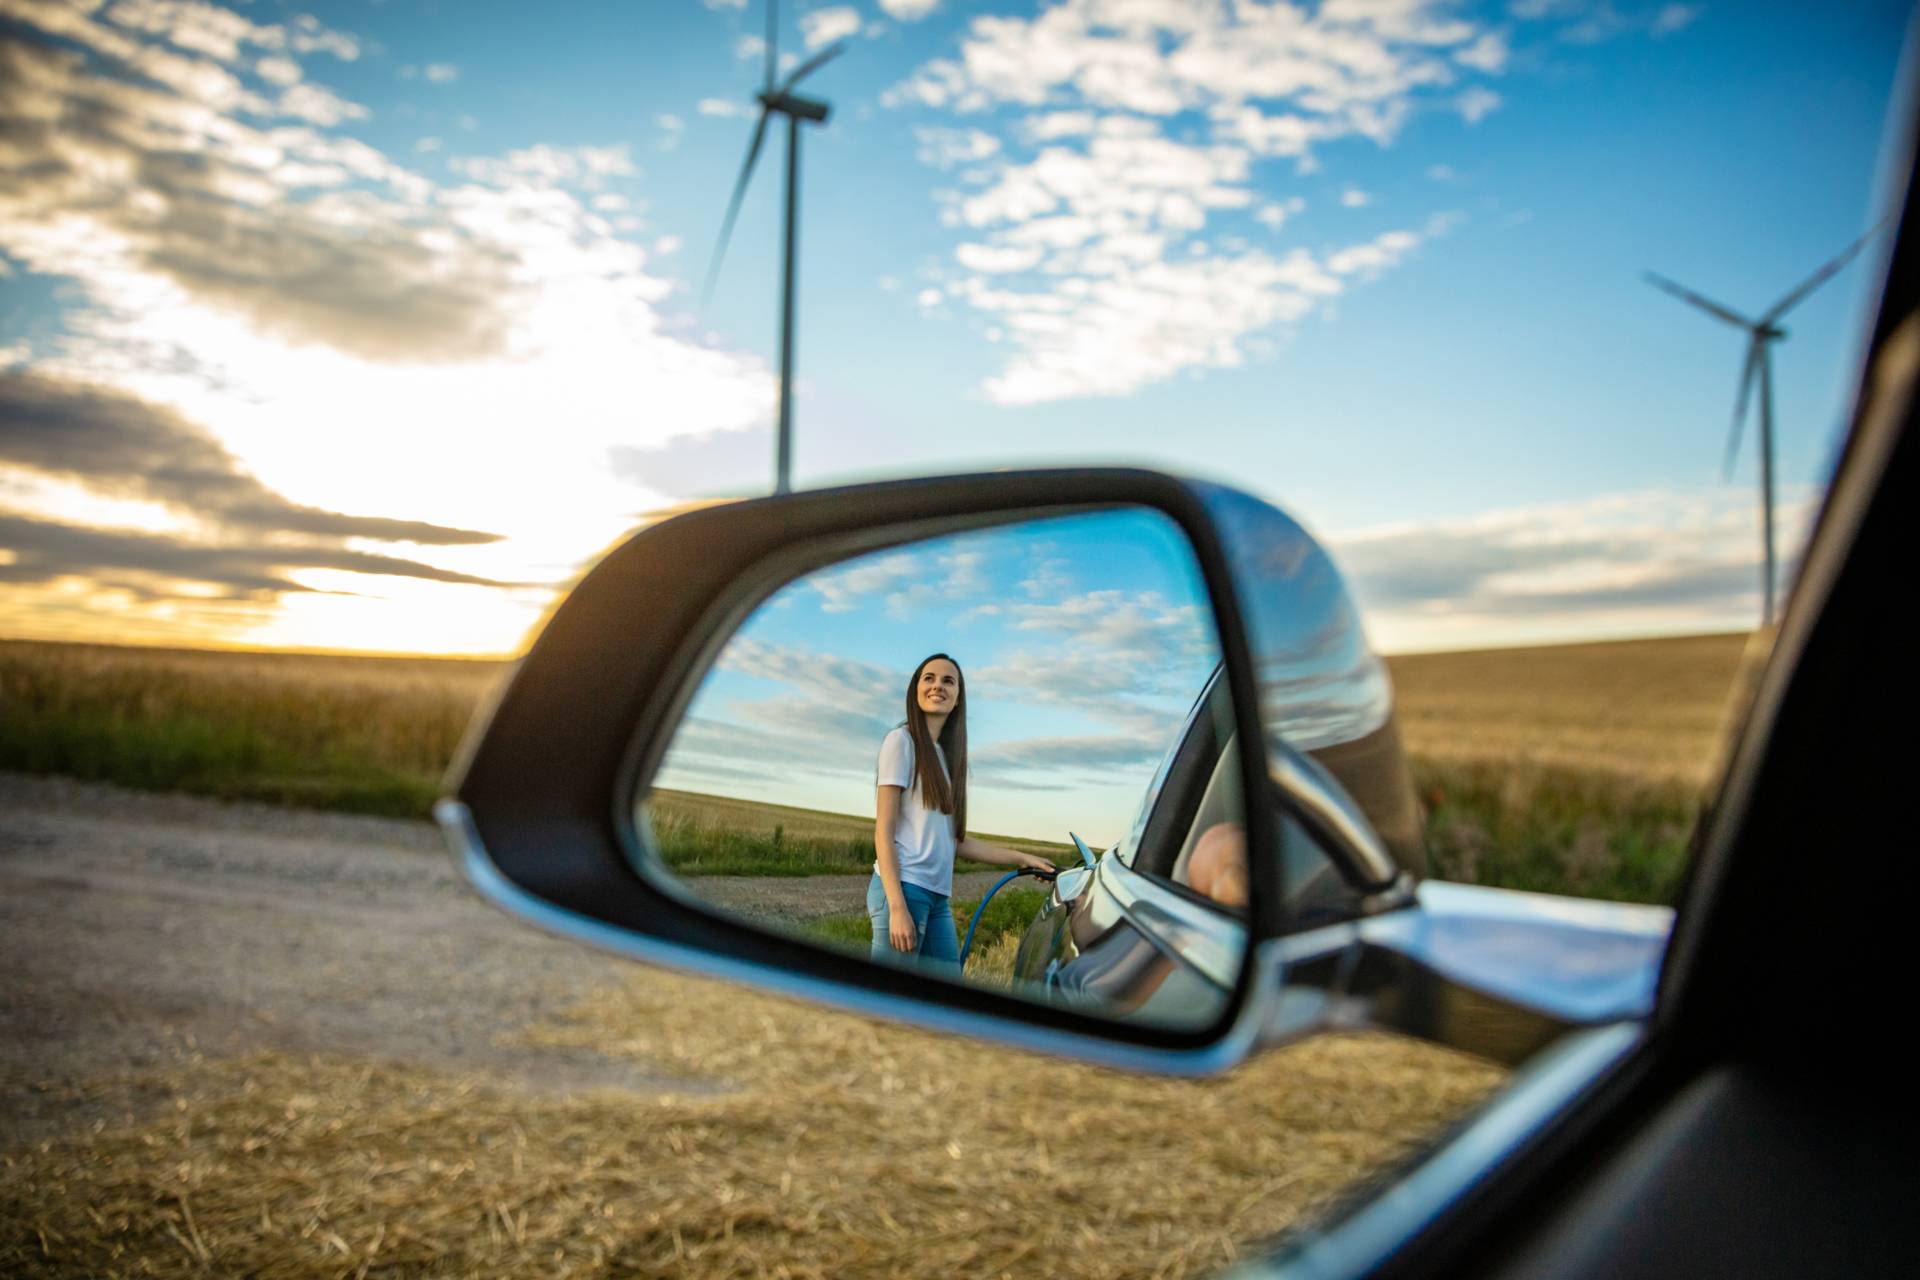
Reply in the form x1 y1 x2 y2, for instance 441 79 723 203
1642 270 1752 329
702 111 771 306
1759 216 1893 325
1723 340 1762 479
779 40 846 93
764 0 778 92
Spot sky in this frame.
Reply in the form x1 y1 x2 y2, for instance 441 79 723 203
654 507 1223 840
0 0 1912 658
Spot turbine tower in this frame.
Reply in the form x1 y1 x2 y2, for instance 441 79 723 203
1644 221 1886 626
704 0 845 495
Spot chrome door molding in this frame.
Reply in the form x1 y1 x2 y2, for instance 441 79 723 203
1269 737 1403 892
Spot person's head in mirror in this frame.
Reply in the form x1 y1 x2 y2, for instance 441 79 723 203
871 653 1054 969
1188 822 1248 910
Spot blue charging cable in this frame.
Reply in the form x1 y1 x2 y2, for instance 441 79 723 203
959 866 1057 966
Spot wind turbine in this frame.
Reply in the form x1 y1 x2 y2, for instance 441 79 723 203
704 0 846 495
1643 220 1886 626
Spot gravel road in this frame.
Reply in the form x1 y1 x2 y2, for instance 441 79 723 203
0 774 1038 1148
0 774 711 1145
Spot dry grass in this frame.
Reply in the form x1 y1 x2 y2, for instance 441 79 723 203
1387 631 1759 787
0 970 1503 1280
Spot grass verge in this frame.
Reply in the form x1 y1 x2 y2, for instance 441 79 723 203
1415 759 1698 904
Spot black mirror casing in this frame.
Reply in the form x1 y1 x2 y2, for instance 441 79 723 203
438 469 1289 1072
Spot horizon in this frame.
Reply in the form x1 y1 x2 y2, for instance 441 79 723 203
0 619 1756 664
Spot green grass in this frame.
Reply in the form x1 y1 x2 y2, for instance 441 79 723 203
1415 759 1698 905
802 886 1051 979
648 807 876 877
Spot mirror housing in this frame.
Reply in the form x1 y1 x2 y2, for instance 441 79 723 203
437 469 1415 1073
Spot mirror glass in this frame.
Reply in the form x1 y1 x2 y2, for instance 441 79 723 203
633 506 1244 1031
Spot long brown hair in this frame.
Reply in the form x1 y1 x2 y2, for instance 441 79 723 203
904 653 967 840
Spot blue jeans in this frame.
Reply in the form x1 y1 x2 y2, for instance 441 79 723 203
867 874 960 970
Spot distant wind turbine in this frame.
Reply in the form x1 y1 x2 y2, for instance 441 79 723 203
1643 220 1887 626
703 0 846 496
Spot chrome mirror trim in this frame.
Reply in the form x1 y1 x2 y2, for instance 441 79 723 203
1269 737 1402 891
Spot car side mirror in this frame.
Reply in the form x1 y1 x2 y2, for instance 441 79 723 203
437 469 1421 1074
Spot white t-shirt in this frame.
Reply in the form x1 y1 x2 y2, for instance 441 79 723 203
875 725 957 897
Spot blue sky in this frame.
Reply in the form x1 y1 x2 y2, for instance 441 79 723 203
654 506 1220 839
0 0 1911 655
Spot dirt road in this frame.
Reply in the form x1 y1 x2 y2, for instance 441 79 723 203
0 773 725 1144
0 774 1029 1146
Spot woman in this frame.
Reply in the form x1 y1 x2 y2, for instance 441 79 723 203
869 653 1054 969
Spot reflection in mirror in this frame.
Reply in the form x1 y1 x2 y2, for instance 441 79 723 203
634 507 1242 1031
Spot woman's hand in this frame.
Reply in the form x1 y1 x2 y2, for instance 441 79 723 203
1015 852 1056 874
888 900 918 952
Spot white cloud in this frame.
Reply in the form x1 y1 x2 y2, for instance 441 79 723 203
888 0 1509 403
255 55 300 87
914 126 1001 169
702 0 748 8
1255 196 1306 230
1456 86 1502 123
1327 227 1420 275
451 144 637 190
880 0 941 19
698 97 753 119
978 249 1342 404
1332 487 1817 652
1652 4 1702 36
800 6 861 50
1426 163 1457 181
1021 111 1098 141
1453 30 1509 72
1340 187 1371 207
424 63 459 84
916 287 943 308
657 112 686 150
955 243 1044 273
802 545 990 617
276 81 368 126
415 136 443 154
288 14 359 61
